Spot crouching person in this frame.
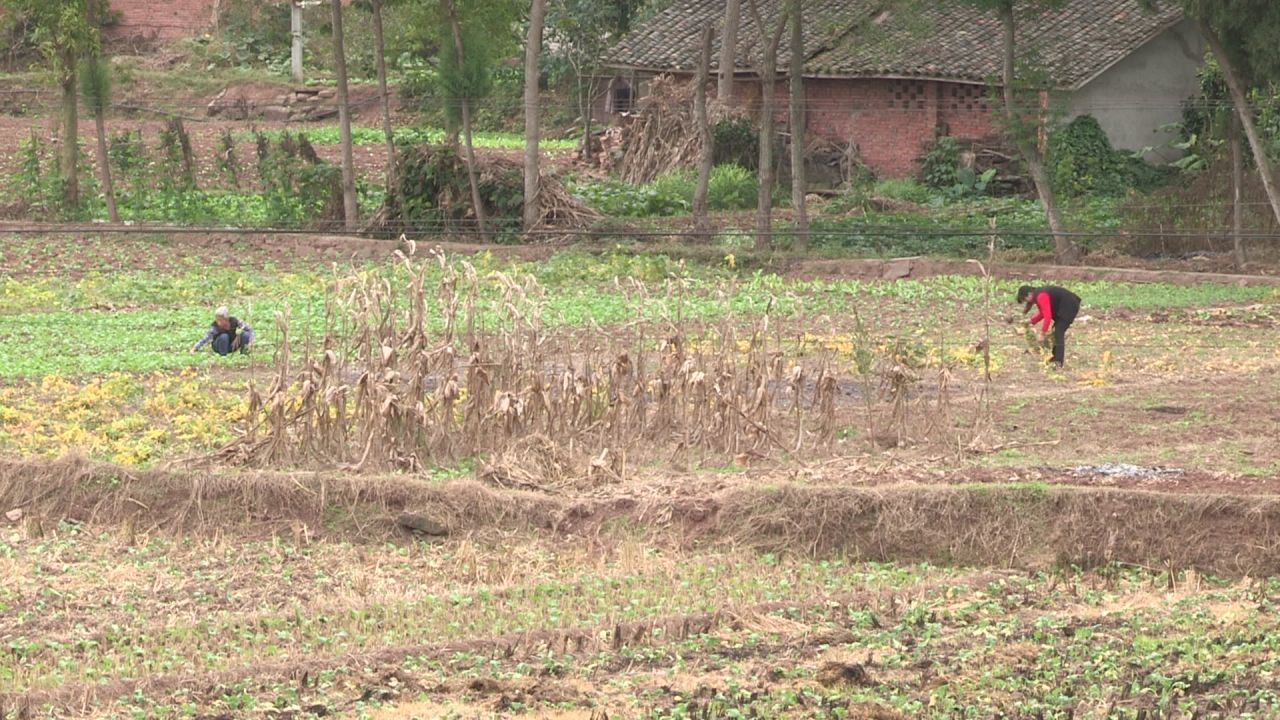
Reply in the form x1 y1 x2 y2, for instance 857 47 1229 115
192 306 253 355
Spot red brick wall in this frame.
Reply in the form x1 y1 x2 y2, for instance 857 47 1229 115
801 78 996 178
937 82 997 140
615 73 1001 178
705 77 996 178
108 0 218 40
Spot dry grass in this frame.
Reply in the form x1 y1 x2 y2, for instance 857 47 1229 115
0 453 561 540
715 481 1280 576
7 453 1280 578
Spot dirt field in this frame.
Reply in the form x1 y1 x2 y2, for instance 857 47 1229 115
1 230 1279 718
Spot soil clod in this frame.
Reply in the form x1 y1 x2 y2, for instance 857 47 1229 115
817 661 872 687
395 511 448 536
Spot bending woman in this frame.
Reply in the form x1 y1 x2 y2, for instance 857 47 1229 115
1017 285 1081 367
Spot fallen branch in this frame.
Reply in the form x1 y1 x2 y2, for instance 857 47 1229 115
965 439 1061 456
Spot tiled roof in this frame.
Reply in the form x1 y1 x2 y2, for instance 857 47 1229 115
608 0 1186 89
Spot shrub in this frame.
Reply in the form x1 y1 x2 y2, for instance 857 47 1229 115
572 179 690 217
871 177 932 205
919 135 1000 200
824 185 869 215
920 135 961 190
1045 115 1164 197
16 134 97 220
573 164 761 218
196 0 291 72
707 164 758 210
712 116 759 170
649 170 696 207
255 132 343 227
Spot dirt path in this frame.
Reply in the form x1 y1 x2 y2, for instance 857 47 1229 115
0 227 561 277
7 228 1280 288
787 255 1280 286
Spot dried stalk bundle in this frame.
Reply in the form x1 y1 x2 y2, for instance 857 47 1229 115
617 75 707 185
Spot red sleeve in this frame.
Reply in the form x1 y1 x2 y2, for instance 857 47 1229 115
1030 292 1053 332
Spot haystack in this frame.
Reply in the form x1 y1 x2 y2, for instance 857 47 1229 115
616 75 706 185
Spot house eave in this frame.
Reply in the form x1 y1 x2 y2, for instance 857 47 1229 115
603 62 756 76
803 72 989 86
604 63 1001 88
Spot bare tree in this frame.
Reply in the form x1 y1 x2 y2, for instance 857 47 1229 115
11 0 100 210
82 55 118 222
994 2 1074 263
524 0 548 231
717 0 740 104
787 0 806 250
330 0 359 228
692 26 715 237
1230 110 1246 269
370 0 398 212
1201 21 1280 229
442 0 490 240
59 53 81 209
745 0 787 252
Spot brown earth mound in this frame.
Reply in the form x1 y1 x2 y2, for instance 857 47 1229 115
5 455 1280 577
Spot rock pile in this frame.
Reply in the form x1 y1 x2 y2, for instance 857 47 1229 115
207 86 340 122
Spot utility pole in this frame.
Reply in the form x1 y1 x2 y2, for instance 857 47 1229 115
291 1 304 84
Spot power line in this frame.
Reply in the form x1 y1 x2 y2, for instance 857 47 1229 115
0 86 1265 115
5 220 1280 242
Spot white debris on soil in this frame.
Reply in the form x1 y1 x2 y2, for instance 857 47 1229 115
1069 463 1184 478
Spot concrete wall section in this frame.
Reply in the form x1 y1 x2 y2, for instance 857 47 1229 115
1067 19 1205 161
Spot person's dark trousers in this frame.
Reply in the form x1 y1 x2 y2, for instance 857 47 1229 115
211 330 252 355
212 333 234 356
1051 297 1081 366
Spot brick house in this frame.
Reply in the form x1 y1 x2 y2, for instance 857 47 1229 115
107 0 223 40
106 0 343 41
606 0 1202 178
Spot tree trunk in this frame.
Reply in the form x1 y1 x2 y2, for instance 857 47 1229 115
788 0 806 251
523 0 547 232
371 0 398 213
93 109 118 222
1202 20 1280 229
581 77 596 169
998 5 1074 264
445 0 489 240
572 68 588 157
746 0 786 252
718 0 740 104
330 0 358 229
754 53 777 252
1230 110 1246 269
693 26 715 238
60 68 79 210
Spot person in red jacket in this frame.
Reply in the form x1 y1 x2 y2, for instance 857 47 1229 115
1017 285 1081 367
